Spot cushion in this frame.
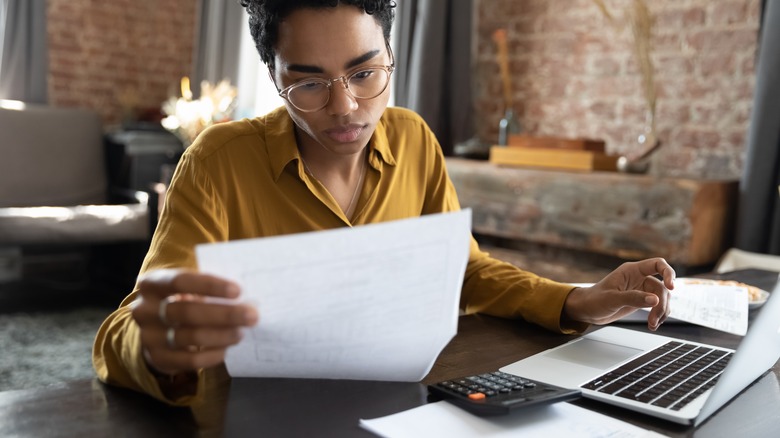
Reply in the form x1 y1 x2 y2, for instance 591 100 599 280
0 204 149 245
0 105 108 208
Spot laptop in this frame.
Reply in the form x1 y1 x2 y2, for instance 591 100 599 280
500 281 780 426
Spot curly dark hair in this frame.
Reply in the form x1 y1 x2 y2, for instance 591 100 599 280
239 0 396 70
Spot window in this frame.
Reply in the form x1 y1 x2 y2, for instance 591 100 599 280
0 0 7 76
234 11 284 119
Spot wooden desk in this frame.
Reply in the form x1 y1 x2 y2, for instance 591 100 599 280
1 272 778 437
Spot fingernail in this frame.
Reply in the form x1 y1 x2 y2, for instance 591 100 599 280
226 283 241 296
645 296 657 305
245 308 258 325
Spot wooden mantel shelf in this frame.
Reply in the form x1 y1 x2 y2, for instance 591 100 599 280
446 158 738 267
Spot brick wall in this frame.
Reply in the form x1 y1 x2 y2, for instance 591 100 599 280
47 0 197 126
474 0 760 178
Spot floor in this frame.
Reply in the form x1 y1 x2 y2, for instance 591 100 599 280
0 245 140 392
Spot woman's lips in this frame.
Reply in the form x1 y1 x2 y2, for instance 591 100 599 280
325 124 364 143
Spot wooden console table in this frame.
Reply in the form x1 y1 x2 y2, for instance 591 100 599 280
446 158 739 268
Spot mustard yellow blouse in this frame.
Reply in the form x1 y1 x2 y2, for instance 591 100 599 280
92 106 582 405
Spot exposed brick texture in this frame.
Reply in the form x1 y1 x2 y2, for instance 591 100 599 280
475 0 760 178
47 0 197 127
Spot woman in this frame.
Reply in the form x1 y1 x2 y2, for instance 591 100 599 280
93 0 674 405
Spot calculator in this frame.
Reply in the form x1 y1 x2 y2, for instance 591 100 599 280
427 371 581 416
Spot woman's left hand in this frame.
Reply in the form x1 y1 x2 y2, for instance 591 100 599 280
563 257 676 331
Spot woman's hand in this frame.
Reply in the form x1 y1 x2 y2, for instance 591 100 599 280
131 269 259 377
563 258 675 331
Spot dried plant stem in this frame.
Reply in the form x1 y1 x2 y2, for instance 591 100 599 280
492 29 513 110
630 0 657 136
593 0 658 146
591 0 616 23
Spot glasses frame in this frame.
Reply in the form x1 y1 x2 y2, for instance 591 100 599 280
277 43 396 113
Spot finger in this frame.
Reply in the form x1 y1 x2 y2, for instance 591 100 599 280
144 346 227 375
633 257 676 290
660 261 676 290
622 290 660 308
138 269 241 301
659 286 672 324
142 325 245 350
643 277 671 330
137 300 258 328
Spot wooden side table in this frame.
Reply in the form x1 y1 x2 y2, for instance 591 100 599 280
447 158 739 269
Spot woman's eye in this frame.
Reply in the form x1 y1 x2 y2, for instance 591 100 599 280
298 81 326 91
352 70 374 81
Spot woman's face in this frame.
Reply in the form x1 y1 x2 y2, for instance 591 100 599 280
272 5 392 156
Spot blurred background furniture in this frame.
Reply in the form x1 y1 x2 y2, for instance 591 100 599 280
714 248 780 274
447 157 739 277
105 124 183 220
105 126 182 192
0 102 155 303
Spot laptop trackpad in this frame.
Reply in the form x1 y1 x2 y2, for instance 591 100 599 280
545 338 643 370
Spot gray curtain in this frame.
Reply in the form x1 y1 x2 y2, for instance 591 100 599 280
735 0 780 255
0 0 47 103
394 0 473 155
191 0 244 94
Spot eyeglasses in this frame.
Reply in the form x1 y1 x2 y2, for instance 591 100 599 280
277 48 395 113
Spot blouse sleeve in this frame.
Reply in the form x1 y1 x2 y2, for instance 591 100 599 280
93 152 228 405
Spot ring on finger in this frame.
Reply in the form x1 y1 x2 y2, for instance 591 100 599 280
166 327 177 349
158 295 179 326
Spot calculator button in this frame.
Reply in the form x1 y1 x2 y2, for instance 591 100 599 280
468 393 486 400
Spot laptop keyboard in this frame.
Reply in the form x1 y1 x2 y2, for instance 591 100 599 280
581 341 733 411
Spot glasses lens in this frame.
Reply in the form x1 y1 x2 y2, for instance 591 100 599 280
347 67 390 99
284 67 392 112
287 80 330 112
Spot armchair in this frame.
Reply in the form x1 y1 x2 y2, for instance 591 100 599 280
0 102 153 296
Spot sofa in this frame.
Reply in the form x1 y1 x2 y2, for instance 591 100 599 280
0 101 153 286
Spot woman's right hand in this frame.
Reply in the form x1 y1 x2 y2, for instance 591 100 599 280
131 269 259 377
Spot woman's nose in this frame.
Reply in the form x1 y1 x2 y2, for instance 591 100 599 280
326 79 358 116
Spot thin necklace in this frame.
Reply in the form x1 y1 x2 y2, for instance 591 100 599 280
301 148 367 219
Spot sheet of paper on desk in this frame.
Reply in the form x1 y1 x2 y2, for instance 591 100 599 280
668 282 749 336
572 282 749 335
195 209 472 381
359 401 666 438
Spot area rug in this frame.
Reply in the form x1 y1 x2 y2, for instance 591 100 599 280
0 307 113 391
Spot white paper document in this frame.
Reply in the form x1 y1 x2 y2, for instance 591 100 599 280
196 210 472 381
667 282 748 336
359 401 666 438
573 281 749 335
